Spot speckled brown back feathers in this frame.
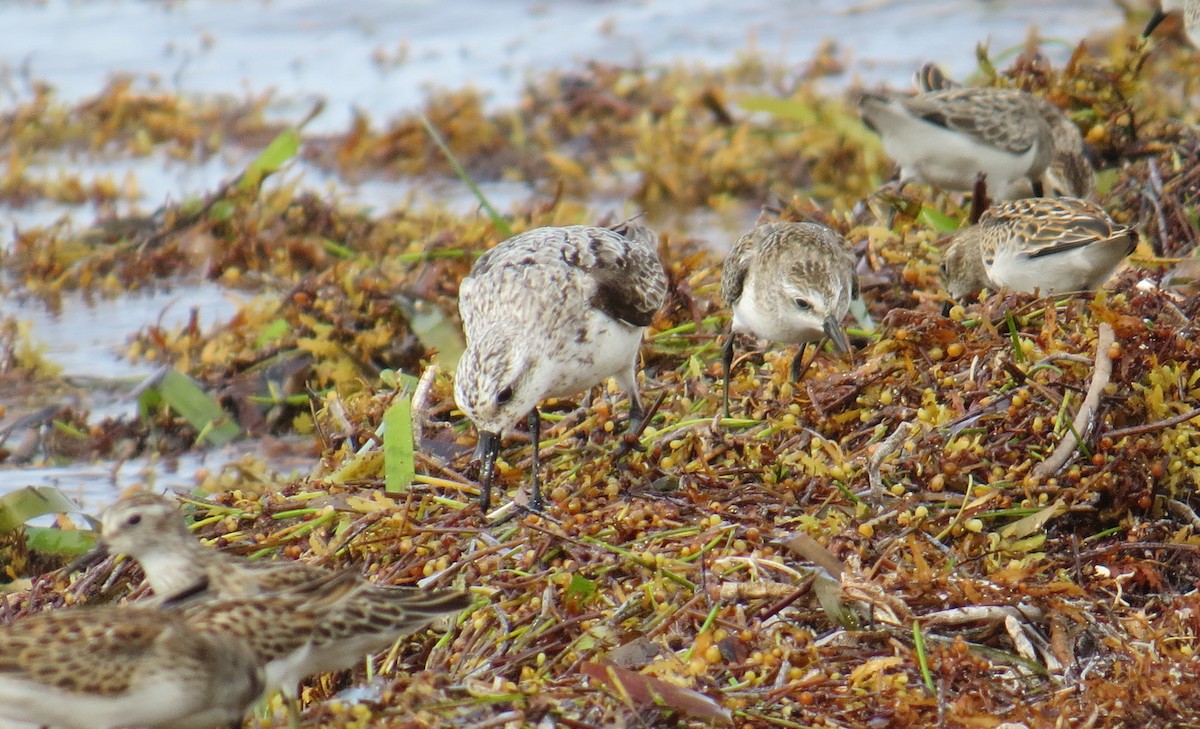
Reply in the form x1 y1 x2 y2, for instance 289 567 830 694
463 222 666 332
0 605 263 710
900 87 1049 156
0 608 175 695
977 197 1132 265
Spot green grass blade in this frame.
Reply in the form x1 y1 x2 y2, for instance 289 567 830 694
384 393 415 494
913 620 936 693
145 369 241 447
1005 312 1024 363
419 114 511 236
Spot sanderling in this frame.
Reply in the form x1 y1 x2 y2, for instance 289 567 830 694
911 63 1094 199
941 197 1136 300
90 491 473 708
454 222 668 510
720 222 857 417
1145 1 1200 47
0 605 263 729
859 86 1055 199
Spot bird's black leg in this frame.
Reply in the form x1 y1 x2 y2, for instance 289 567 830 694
789 341 813 382
475 431 500 511
626 390 644 437
721 330 737 419
1030 177 1044 198
615 384 664 459
528 408 544 511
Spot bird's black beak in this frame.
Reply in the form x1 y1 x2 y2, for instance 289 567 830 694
941 300 954 318
63 540 109 575
1144 7 1169 37
474 431 500 511
823 315 852 355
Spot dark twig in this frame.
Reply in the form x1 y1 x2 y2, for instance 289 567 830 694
1106 405 1200 440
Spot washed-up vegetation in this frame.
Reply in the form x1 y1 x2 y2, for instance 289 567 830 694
2 8 1200 728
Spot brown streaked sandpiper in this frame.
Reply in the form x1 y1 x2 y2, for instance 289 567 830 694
87 491 474 713
0 605 263 729
941 197 1136 301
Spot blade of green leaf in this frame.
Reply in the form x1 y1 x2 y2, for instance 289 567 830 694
918 206 961 233
239 128 301 191
145 368 241 447
255 318 291 348
565 573 598 606
0 486 83 534
24 526 96 555
384 393 415 494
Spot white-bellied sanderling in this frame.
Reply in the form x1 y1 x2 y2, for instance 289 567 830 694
859 86 1055 199
1145 1 1200 47
0 605 263 729
720 222 857 417
941 197 1136 301
86 491 473 716
454 222 667 510
911 62 1094 199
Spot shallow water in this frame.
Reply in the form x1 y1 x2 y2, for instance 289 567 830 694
0 0 1129 506
1 0 1124 133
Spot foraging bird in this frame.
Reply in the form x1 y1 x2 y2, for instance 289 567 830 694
941 197 1136 301
859 86 1055 199
85 491 473 709
176 570 468 705
454 222 667 510
910 62 1094 199
0 605 263 729
720 222 857 417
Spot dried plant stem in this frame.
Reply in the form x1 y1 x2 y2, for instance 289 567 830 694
1033 323 1114 480
1106 405 1200 440
867 421 913 499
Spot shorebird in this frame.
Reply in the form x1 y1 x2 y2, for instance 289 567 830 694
941 197 1136 300
859 86 1055 199
454 221 668 510
0 605 263 729
911 62 1094 199
1145 1 1200 47
720 222 857 417
88 491 473 711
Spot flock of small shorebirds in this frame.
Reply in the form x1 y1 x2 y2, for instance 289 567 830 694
0 3 1196 728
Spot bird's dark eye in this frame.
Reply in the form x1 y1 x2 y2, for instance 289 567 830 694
497 386 514 406
794 298 813 312
125 514 142 527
